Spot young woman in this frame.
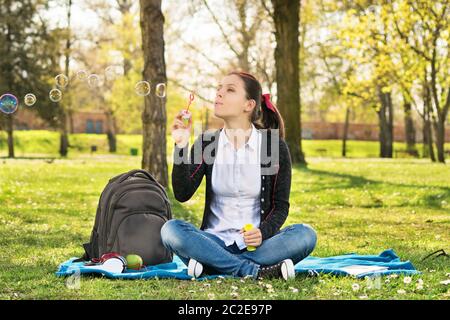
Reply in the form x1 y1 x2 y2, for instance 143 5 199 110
161 71 317 280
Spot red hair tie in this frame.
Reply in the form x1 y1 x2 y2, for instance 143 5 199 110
262 94 276 113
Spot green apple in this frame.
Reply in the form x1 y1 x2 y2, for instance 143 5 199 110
126 254 143 270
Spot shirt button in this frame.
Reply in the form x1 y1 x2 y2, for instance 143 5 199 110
261 209 264 214
262 176 265 180
261 198 264 202
262 187 265 191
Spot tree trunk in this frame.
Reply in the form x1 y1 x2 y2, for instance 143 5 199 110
59 0 72 157
59 133 69 157
6 115 14 158
342 106 350 157
421 118 429 158
272 0 305 165
377 107 388 158
377 90 393 158
423 83 436 161
387 92 394 158
59 103 70 157
423 118 436 161
59 111 69 157
139 0 168 187
402 96 418 156
105 110 117 153
433 120 446 163
4 11 14 159
433 87 449 164
68 109 75 134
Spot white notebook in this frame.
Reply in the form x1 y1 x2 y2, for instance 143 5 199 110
341 265 388 275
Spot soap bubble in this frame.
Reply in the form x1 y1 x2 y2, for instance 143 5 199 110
49 89 62 102
88 74 101 88
0 94 19 114
55 74 69 88
76 70 88 81
155 83 166 98
105 65 121 81
367 5 377 14
24 93 37 106
135 81 151 96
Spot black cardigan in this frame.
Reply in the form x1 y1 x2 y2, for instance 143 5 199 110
171 128 292 240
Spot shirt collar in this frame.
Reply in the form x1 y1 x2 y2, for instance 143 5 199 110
220 123 259 152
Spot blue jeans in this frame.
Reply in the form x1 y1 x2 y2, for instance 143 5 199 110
160 219 317 279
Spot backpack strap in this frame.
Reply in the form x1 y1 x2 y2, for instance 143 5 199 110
119 169 170 203
72 244 91 262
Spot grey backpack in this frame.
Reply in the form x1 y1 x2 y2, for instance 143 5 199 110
80 169 173 266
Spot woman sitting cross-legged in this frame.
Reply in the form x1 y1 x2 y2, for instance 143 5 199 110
161 71 317 280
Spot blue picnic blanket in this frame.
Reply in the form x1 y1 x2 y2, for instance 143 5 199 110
55 249 420 280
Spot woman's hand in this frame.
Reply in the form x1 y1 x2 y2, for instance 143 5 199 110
171 110 192 148
240 227 263 248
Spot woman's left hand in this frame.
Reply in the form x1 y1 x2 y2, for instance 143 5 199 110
240 227 263 247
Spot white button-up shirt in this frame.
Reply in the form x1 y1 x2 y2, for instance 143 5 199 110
204 123 262 250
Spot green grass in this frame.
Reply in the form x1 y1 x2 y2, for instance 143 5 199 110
0 152 449 300
0 130 142 157
1 130 449 159
302 139 450 158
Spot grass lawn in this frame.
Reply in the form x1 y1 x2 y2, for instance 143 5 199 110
0 150 449 300
0 130 142 157
2 130 449 159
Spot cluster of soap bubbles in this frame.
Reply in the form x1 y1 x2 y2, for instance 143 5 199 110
68 65 168 99
0 92 41 114
135 81 166 98
47 66 122 103
46 67 115 103
1 65 168 115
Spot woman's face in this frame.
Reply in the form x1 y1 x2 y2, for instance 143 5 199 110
214 74 255 120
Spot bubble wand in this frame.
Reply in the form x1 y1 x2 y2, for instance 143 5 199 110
181 92 195 127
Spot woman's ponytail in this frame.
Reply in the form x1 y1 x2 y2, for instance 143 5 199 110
258 93 285 139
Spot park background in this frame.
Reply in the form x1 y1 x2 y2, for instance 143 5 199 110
0 0 449 300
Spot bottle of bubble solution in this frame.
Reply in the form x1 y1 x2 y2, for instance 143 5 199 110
243 224 256 251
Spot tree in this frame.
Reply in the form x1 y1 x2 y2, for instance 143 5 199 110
199 0 274 86
166 0 276 120
266 0 306 164
306 0 359 157
85 0 139 152
59 0 72 157
139 0 168 187
0 0 58 158
391 0 449 163
328 3 398 158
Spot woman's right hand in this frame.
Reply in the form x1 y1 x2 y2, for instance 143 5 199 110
171 110 192 148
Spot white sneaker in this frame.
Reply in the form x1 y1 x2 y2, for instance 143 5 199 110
280 259 295 280
187 258 203 278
